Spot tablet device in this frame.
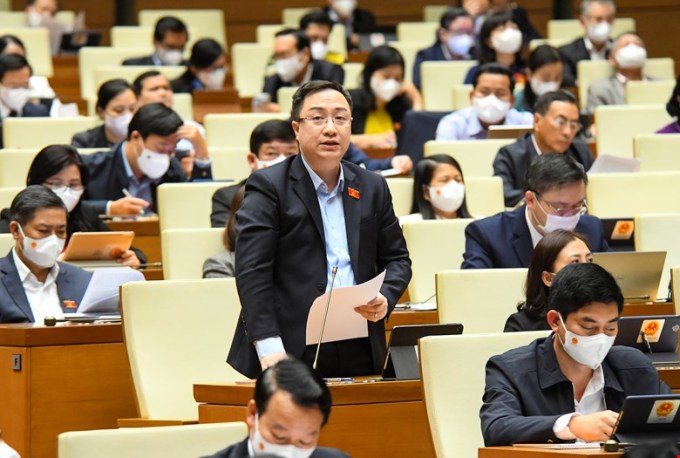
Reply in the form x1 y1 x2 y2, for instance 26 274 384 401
613 394 680 444
614 315 680 365
62 231 134 261
592 251 666 302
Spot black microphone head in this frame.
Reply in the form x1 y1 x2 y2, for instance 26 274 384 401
44 316 57 327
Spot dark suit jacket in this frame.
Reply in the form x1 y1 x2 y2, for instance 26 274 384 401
503 308 551 333
202 438 349 458
461 205 610 269
228 155 411 378
558 37 612 87
481 335 672 446
492 133 595 207
0 250 92 323
322 5 376 50
348 88 411 135
210 180 246 228
262 60 344 103
0 102 49 148
122 55 189 66
71 125 113 149
171 70 198 94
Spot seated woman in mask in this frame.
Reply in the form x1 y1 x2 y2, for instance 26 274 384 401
514 45 563 113
171 39 227 94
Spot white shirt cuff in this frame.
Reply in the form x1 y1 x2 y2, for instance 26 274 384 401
105 200 112 215
553 413 579 440
254 336 285 359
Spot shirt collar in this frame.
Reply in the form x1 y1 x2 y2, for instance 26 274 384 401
300 154 344 195
120 141 133 178
151 53 162 66
525 205 543 247
12 246 59 284
614 72 628 85
0 100 11 119
530 133 544 155
300 61 314 85
583 36 611 57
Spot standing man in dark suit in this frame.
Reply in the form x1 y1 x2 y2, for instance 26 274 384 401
558 0 616 87
122 16 189 67
0 186 92 324
493 91 594 207
257 29 344 112
462 152 609 269
228 81 411 378
323 0 376 50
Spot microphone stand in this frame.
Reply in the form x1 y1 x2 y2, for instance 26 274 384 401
313 266 338 371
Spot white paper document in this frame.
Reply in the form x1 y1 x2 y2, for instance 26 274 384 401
588 154 640 174
77 267 145 315
305 271 386 345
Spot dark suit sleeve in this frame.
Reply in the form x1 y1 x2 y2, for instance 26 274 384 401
211 187 232 228
329 63 345 85
558 43 578 87
461 220 495 269
493 145 524 208
190 159 212 180
343 144 391 171
71 131 88 148
262 75 280 102
412 49 428 90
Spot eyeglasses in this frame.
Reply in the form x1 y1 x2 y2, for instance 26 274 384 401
298 115 352 127
44 182 84 193
546 116 583 133
535 192 587 217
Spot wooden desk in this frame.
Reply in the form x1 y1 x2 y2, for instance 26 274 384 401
658 366 680 392
622 301 675 316
479 446 620 457
0 323 137 458
195 380 436 458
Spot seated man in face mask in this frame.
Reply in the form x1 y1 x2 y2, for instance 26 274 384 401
0 54 49 148
0 186 92 324
123 16 189 66
435 63 534 141
300 10 345 66
462 152 609 269
481 262 671 446
82 103 211 216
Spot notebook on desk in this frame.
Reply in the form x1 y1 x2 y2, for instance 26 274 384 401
614 315 680 366
592 251 666 302
613 394 680 444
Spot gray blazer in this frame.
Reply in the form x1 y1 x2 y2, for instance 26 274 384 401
202 250 235 279
586 75 625 114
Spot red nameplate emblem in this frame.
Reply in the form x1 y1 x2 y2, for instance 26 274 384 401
63 300 77 309
348 187 360 199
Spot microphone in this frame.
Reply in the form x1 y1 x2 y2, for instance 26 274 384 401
44 316 96 326
640 331 653 354
313 266 338 371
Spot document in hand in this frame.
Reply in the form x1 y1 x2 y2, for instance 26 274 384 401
305 271 386 345
588 154 641 174
76 267 145 315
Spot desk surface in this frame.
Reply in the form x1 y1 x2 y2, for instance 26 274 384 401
0 322 122 346
479 446 620 457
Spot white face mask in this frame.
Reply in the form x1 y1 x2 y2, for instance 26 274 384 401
615 43 647 69
534 196 582 233
428 180 465 214
250 414 315 458
1 86 30 112
276 54 306 83
157 48 184 66
447 34 475 58
333 0 357 17
490 27 523 54
370 75 401 103
472 94 510 124
18 224 65 268
310 41 328 60
530 78 561 96
51 187 83 212
257 154 287 169
104 112 132 140
586 21 611 44
27 9 45 27
558 314 616 369
137 147 171 179
199 67 226 90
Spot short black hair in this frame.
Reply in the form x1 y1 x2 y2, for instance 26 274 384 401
525 152 588 194
96 78 133 111
275 28 310 51
411 154 471 219
253 358 332 426
291 80 353 121
0 54 31 81
127 103 183 140
472 62 515 93
188 38 223 69
300 10 334 31
10 185 67 226
132 70 164 96
250 119 296 156
547 263 624 319
0 34 26 55
666 74 680 118
534 90 577 116
153 16 188 43
439 7 471 30
27 144 89 187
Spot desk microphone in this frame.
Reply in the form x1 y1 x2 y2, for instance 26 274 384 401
313 266 338 371
640 331 653 354
44 316 96 326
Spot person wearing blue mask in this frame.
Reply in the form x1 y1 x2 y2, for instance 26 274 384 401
481 262 671 446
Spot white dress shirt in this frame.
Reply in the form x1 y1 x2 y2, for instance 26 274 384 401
553 365 606 440
12 248 63 324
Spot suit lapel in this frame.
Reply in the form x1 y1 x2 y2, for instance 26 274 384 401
341 164 361 275
0 253 34 321
511 206 534 267
55 265 74 312
290 156 325 243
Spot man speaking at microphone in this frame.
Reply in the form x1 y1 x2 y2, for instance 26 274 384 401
228 80 411 378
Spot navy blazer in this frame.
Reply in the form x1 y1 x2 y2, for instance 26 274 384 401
71 125 113 149
228 155 411 378
0 250 92 323
201 438 348 458
262 60 344 103
481 335 672 446
461 205 610 269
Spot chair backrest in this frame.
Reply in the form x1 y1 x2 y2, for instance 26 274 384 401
626 80 676 105
595 104 671 158
78 47 143 100
671 266 680 315
157 182 229 232
2 116 99 149
0 233 12 255
93 65 186 98
0 150 36 186
258 23 346 57
423 5 449 22
634 134 680 172
386 177 413 217
343 62 363 90
387 41 423 83
172 92 194 121
110 25 199 58
0 186 21 210
138 9 226 48
0 27 52 76
452 84 473 110
395 110 450 163
465 176 504 217
436 268 527 333
421 60 478 111
586 172 680 218
424 139 514 177
420 331 551 457
634 213 680 300
161 228 225 280
210 147 251 182
256 24 284 45
277 86 297 116
528 38 571 50
230 43 272 98
282 7 312 27
402 219 472 302
121 278 246 420
547 17 635 41
397 21 438 44
58 422 248 458
204 113 289 149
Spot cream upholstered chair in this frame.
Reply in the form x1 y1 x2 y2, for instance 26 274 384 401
172 93 194 121
282 7 312 27
547 17 635 41
452 84 473 110
93 65 186 94
157 182 228 232
465 176 504 217
277 86 297 116
396 21 438 44
528 38 571 50
386 177 413 218
210 147 252 182
424 139 514 177
423 5 449 22
256 24 284 46
110 25 199 58
204 113 289 149
635 213 680 300
78 47 142 100
0 187 21 210
343 62 363 90
161 228 225 280
594 105 671 158
436 268 527 333
0 150 37 186
121 278 246 421
0 233 13 255
634 134 680 172
420 60 478 110
387 41 422 83
671 267 680 315
2 117 100 149
138 9 226 48
0 27 52 76
626 80 676 105
402 219 472 303
420 331 551 458
58 422 247 458
230 43 271 98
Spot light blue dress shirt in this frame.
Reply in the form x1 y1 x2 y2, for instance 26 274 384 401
435 106 534 141
119 141 155 204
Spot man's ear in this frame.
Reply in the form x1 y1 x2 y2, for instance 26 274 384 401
8 221 20 240
246 152 259 171
245 399 257 433
546 309 561 333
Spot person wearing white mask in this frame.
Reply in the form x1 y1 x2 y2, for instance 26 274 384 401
494 91 593 207
171 39 227 94
0 185 92 323
202 358 348 458
585 32 649 114
25 0 57 27
436 63 533 141
71 79 136 148
300 10 345 66
81 103 211 216
558 0 616 87
0 54 48 148
515 45 564 113
323 0 376 50
122 16 188 67
257 29 344 113
463 152 610 269
482 262 672 446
